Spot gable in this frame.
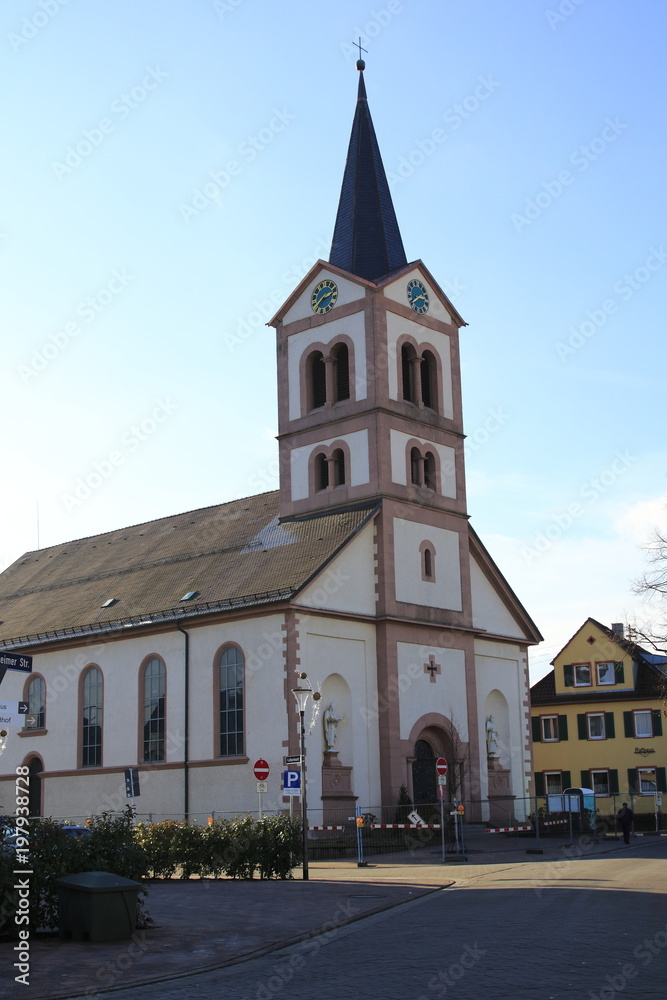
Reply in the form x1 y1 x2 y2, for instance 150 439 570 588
293 519 377 616
383 264 455 325
271 261 368 327
469 554 529 641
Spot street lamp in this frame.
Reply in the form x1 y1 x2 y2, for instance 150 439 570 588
291 675 320 880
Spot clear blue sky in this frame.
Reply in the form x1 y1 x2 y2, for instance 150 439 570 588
1 0 666 680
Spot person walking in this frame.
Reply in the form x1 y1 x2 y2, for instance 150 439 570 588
617 802 634 844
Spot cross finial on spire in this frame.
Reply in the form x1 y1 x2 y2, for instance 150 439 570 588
355 37 367 70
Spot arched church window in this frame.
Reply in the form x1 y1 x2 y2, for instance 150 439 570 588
308 351 327 410
332 448 346 486
316 453 329 491
421 351 437 411
81 666 103 767
219 645 244 756
332 343 350 401
420 539 436 582
401 344 416 402
142 657 166 762
26 675 45 730
424 451 436 491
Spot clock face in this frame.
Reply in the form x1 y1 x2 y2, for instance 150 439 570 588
407 278 429 314
311 279 338 314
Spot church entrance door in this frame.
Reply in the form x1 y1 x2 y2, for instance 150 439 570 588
412 739 437 804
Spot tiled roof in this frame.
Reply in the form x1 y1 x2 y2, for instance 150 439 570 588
329 69 407 282
0 493 378 649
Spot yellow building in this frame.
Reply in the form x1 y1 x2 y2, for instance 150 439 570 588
531 618 667 825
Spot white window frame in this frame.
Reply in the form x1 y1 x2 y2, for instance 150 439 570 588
633 710 653 738
591 769 610 796
574 663 591 686
541 715 560 742
587 713 606 740
596 661 615 686
638 767 657 795
544 771 563 795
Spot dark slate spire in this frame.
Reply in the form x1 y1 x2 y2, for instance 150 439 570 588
329 60 407 282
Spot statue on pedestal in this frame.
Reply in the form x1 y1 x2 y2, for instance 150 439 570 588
486 715 500 758
323 703 342 750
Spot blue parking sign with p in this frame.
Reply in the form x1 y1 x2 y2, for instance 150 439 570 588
284 770 301 794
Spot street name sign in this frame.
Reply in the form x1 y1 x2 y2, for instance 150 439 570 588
0 653 32 672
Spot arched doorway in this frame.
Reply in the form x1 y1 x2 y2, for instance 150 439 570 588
27 757 43 817
412 739 437 804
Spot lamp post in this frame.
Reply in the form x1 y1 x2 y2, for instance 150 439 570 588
292 676 319 881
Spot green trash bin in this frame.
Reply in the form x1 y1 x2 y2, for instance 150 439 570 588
56 871 142 942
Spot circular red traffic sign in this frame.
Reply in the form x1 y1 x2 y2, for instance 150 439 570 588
436 757 448 776
253 759 270 780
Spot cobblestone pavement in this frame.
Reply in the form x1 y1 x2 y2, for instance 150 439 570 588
11 835 664 1000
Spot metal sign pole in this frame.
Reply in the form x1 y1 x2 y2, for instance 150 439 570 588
440 791 446 862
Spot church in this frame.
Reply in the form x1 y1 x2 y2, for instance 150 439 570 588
0 62 541 826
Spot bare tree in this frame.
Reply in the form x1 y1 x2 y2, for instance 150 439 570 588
630 529 667 655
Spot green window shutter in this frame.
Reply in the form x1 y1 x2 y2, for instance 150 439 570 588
605 712 615 738
627 769 637 795
623 711 634 738
609 769 619 794
652 709 663 737
535 772 545 796
577 714 587 740
562 770 571 790
558 715 569 741
563 664 573 687
657 768 667 793
614 661 625 683
580 769 591 788
532 717 541 742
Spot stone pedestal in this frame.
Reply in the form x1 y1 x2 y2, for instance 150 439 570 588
321 751 357 826
487 758 516 827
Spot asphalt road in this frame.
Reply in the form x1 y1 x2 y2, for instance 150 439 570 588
62 842 667 1000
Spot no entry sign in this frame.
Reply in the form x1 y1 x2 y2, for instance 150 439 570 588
436 757 448 776
253 758 270 781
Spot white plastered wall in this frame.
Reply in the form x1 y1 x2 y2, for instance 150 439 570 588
287 309 367 420
469 555 527 640
396 641 468 741
475 637 530 820
298 616 380 808
290 429 370 501
0 613 291 822
294 522 377 617
389 429 456 497
385 312 454 419
393 517 462 611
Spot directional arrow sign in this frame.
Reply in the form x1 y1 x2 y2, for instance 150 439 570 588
24 716 38 729
0 702 28 715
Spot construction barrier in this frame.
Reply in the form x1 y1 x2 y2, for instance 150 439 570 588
309 825 344 831
485 825 532 833
372 823 441 829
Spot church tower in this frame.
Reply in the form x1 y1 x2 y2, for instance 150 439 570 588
270 61 540 811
